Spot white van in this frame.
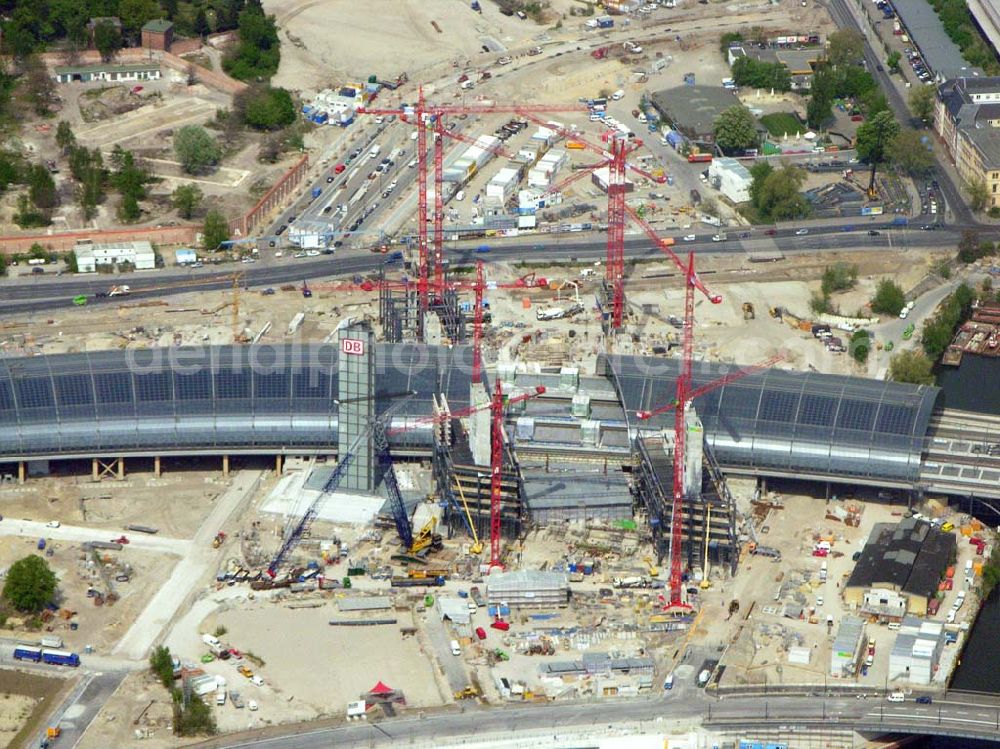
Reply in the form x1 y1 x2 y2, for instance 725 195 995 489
455 190 465 201
368 145 380 160
450 640 461 656
663 673 674 690
460 79 475 90
202 633 221 649
611 89 625 100
887 691 906 702
887 621 901 631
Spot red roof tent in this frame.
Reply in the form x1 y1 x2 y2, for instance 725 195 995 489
368 681 394 695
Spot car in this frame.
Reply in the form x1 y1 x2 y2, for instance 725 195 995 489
497 56 512 65
795 228 809 235
476 244 491 253
711 234 726 242
375 164 384 173
868 230 880 236
916 695 932 704
683 234 696 242
32 267 44 274
921 224 938 230
248 700 259 711
326 176 334 183
306 250 320 257
334 163 346 174
276 225 288 235
852 550 862 561
238 666 254 678
263 288 275 295
46 520 61 528
389 179 398 190
765 228 777 236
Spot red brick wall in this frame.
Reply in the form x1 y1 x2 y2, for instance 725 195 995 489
0 225 199 255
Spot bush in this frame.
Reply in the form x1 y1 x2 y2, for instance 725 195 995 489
174 126 221 175
821 263 858 296
214 625 227 637
809 291 833 315
922 283 975 359
850 329 871 364
237 85 296 131
173 693 217 736
870 278 906 316
889 350 935 385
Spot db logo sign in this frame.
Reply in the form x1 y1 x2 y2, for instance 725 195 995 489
341 338 365 356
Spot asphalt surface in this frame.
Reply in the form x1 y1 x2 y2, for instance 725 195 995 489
193 691 1000 748
0 223 967 315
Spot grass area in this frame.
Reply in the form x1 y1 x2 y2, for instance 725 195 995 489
760 112 803 138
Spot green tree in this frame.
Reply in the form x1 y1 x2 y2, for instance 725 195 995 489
93 20 123 62
63 250 78 273
909 84 935 123
921 283 975 359
719 31 743 57
194 8 210 36
849 329 871 364
118 193 141 222
174 125 221 175
747 161 773 210
855 111 900 165
749 163 809 221
118 0 161 40
237 85 296 131
172 183 203 219
56 121 76 154
870 277 906 315
150 645 175 689
22 55 55 116
223 2 280 81
713 105 759 154
889 350 935 385
28 164 58 213
202 209 230 250
0 253 7 276
889 129 935 176
821 262 859 296
3 555 57 612
731 56 792 91
826 29 865 67
173 693 217 736
965 177 990 213
886 50 901 73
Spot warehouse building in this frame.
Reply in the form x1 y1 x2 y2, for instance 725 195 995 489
844 517 956 617
649 85 742 144
74 240 156 273
486 570 569 607
888 616 946 685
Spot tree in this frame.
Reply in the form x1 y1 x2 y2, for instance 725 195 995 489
870 277 906 316
150 645 175 689
855 111 900 165
22 55 56 116
922 283 975 359
3 555 57 612
886 50 901 73
827 29 865 67
93 20 123 62
174 125 221 175
889 350 935 385
731 56 792 91
909 84 936 124
119 0 161 40
889 129 935 176
747 161 773 210
202 210 230 250
749 163 809 221
223 2 280 81
194 8 210 36
965 177 990 213
237 85 296 131
172 183 203 218
56 121 76 154
28 164 58 213
118 193 141 221
0 253 6 276
849 329 871 364
821 262 859 295
713 105 759 154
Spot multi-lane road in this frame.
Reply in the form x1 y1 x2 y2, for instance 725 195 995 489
0 223 967 315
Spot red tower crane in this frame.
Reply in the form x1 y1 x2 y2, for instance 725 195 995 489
637 252 781 608
388 381 546 568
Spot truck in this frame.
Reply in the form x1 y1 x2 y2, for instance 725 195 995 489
41 649 81 667
108 285 131 297
891 216 909 227
687 153 712 163
125 524 159 534
536 307 565 321
597 15 614 28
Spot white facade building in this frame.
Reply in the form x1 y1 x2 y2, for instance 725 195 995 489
862 587 908 619
888 616 945 686
487 167 520 201
708 157 753 203
74 241 156 273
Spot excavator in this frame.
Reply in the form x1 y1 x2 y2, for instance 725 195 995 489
408 517 444 556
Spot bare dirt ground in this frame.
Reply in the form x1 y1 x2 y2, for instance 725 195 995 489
0 669 70 749
75 671 178 749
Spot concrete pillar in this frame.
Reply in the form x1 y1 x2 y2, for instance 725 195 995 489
275 455 283 477
92 457 99 482
18 461 25 485
222 454 230 477
154 455 161 478
117 457 124 481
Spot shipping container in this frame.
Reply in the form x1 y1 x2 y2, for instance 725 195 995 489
687 153 712 163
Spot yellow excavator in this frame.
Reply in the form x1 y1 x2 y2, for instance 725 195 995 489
644 556 659 577
408 517 444 555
